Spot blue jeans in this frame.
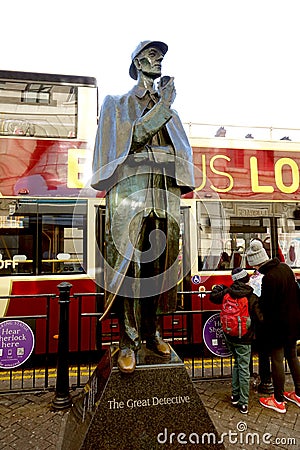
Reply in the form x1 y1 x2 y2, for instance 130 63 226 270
225 336 252 406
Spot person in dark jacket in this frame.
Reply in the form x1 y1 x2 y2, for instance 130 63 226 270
246 239 300 414
210 267 263 414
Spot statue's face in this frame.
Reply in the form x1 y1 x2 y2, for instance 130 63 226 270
135 47 163 79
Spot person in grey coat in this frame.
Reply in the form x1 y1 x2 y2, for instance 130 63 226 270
91 40 194 373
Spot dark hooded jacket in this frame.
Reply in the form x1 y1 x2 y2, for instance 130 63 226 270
210 281 263 344
258 257 300 348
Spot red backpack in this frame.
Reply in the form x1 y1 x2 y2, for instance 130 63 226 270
220 293 251 338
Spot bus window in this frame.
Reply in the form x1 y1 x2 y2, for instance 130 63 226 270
41 214 85 274
196 200 276 270
0 81 77 139
228 217 271 268
0 216 34 275
279 207 300 267
195 200 300 272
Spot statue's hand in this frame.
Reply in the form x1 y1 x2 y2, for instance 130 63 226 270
159 76 176 108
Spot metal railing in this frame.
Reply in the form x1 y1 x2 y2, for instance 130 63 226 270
183 121 300 142
0 292 55 393
0 287 261 398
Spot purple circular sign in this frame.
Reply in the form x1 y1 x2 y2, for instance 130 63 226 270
203 313 232 357
0 320 35 369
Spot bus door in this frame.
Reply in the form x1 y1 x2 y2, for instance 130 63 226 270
163 206 192 343
95 205 119 347
179 206 192 305
95 205 105 294
95 205 193 346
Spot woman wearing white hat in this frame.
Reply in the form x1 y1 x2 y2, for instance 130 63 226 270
246 239 300 413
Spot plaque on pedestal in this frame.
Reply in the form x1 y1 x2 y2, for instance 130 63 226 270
58 345 225 450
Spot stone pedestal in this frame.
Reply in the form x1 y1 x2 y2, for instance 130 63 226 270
59 345 224 450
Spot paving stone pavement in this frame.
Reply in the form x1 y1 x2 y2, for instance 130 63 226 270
194 375 300 450
0 390 69 450
0 376 299 450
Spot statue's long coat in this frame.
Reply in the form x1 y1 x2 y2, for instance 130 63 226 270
91 85 194 313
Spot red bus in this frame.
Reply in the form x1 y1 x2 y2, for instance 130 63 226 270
182 125 300 344
1 71 300 353
0 70 99 353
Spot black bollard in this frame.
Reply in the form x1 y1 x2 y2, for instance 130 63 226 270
52 282 73 410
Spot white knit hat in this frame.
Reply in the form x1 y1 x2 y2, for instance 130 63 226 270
246 239 269 266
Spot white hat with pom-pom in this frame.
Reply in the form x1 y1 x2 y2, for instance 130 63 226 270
246 239 269 266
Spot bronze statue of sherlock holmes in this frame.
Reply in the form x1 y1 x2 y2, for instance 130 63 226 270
91 40 194 373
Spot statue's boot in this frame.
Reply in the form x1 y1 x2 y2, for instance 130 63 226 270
146 335 171 358
117 348 136 373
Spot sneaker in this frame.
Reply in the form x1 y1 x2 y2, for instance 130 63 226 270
231 395 239 406
259 395 286 413
284 391 300 407
238 404 248 414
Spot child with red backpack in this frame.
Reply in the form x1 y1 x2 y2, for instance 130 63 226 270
210 267 263 414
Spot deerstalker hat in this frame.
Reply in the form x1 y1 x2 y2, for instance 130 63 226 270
129 40 168 80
